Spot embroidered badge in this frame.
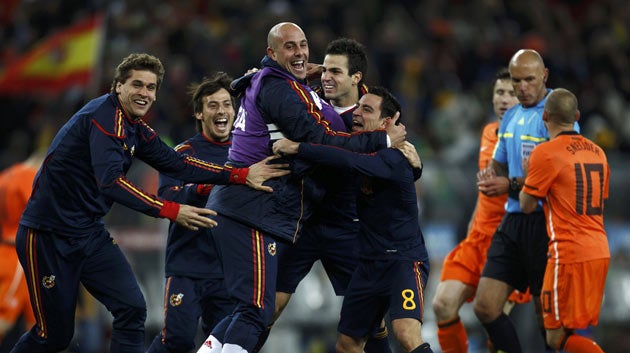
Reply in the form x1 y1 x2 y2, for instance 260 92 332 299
42 275 56 289
268 242 277 256
169 293 184 307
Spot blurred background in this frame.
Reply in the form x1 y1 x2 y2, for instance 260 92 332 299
0 0 628 352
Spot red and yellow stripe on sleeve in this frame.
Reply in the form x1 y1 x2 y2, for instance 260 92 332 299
116 176 164 209
183 156 230 173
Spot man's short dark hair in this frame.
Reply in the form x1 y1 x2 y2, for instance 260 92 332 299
368 86 401 123
325 38 368 84
188 72 234 133
111 53 165 93
495 67 510 81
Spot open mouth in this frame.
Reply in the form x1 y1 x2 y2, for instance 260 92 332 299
214 118 229 131
291 60 305 71
351 119 363 132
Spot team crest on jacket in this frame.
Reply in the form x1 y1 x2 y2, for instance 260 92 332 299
169 293 184 307
42 275 56 289
268 242 277 256
122 143 136 157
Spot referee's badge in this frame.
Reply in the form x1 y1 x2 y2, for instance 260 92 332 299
268 242 277 256
170 293 184 307
42 275 56 289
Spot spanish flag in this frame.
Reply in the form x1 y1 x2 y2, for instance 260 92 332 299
0 14 104 96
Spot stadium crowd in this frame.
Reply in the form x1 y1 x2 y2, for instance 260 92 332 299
0 0 628 170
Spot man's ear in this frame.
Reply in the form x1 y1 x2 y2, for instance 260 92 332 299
266 47 275 60
575 110 580 122
352 71 362 86
542 110 549 122
382 117 391 129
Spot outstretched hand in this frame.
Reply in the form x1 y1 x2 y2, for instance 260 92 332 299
246 155 291 192
385 112 406 147
175 205 217 231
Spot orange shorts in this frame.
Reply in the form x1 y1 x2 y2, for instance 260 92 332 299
541 258 609 330
0 245 35 328
440 228 492 287
440 227 532 304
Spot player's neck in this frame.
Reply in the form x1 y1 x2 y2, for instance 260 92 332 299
331 91 359 110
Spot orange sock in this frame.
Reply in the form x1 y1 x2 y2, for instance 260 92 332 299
561 334 604 353
437 317 468 353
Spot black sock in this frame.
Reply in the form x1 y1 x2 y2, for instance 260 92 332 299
364 325 392 353
410 342 433 353
482 313 523 353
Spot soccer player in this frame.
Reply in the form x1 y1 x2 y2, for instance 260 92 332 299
318 37 369 128
146 72 238 353
267 37 391 353
197 23 405 353
520 88 609 353
0 151 41 348
431 68 522 352
474 49 578 352
273 86 433 353
10 53 287 353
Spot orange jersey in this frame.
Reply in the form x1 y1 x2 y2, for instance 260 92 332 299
470 122 507 235
523 132 610 264
0 163 38 243
441 121 529 303
0 162 38 329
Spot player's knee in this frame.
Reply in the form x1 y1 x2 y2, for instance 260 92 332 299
473 299 498 323
432 295 456 321
335 335 358 353
391 319 422 351
336 333 366 353
112 303 147 330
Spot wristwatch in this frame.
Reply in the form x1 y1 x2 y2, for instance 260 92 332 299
510 177 521 191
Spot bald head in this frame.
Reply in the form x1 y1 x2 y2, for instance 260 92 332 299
544 88 579 126
265 22 309 79
268 22 304 50
508 49 549 107
509 49 545 69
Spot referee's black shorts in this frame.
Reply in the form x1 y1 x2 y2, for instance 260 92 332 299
481 212 548 296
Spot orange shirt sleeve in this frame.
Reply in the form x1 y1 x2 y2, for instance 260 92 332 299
471 122 507 233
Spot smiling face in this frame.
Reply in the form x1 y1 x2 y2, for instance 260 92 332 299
351 93 387 132
321 54 360 107
267 23 309 80
115 69 158 120
196 88 235 142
